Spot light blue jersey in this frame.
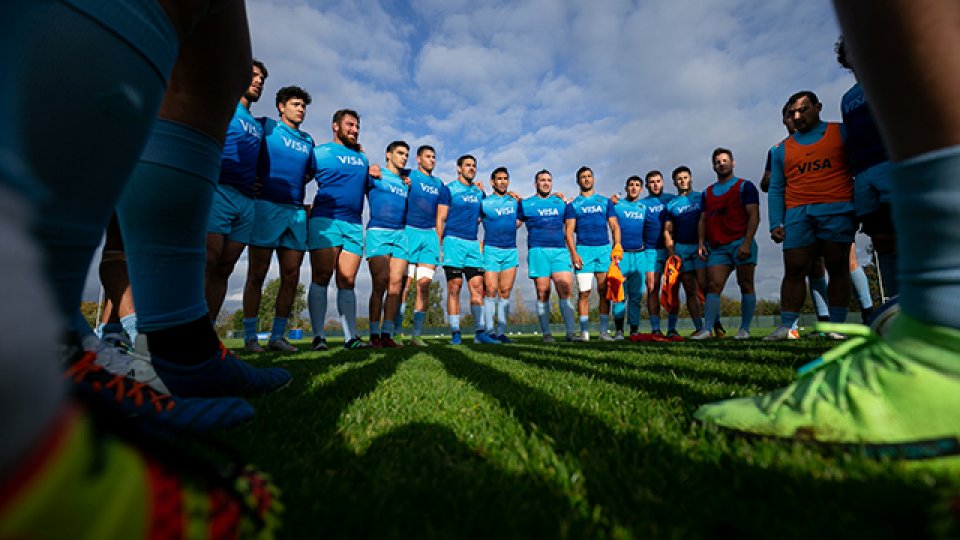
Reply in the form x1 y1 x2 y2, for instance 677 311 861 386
481 193 519 249
257 118 315 205
406 169 442 229
613 198 646 250
564 194 615 246
439 180 483 240
310 142 369 225
520 195 567 249
665 192 704 245
642 193 676 249
366 168 407 230
218 102 262 197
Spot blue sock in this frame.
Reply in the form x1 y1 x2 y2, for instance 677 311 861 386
828 306 848 323
102 322 123 336
791 318 800 331
120 313 138 343
497 298 510 335
579 315 589 334
561 298 576 336
877 252 899 298
396 302 406 333
337 288 357 341
809 276 829 319
703 294 721 331
470 304 485 332
308 282 328 339
599 314 609 334
381 320 395 337
243 317 258 342
781 311 800 328
484 297 497 335
270 316 288 342
413 311 426 337
667 313 678 332
536 301 551 335
117 120 220 332
740 293 756 331
693 317 704 331
450 314 460 333
850 266 873 309
650 315 661 332
370 319 381 337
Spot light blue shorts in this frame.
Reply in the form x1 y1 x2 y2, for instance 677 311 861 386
707 237 758 267
207 184 255 243
483 246 519 272
405 225 440 266
308 216 363 256
783 202 857 250
442 236 483 269
854 161 893 217
643 248 669 275
528 247 573 278
674 243 705 271
250 199 307 251
619 250 650 278
576 244 611 274
365 227 407 260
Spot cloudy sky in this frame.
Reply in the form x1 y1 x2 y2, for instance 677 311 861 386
86 0 869 317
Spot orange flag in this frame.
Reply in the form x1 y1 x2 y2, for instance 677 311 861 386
660 255 682 312
606 261 625 302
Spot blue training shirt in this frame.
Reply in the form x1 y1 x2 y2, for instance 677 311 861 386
520 195 567 249
310 142 369 224
366 168 407 230
406 170 442 229
481 193 520 249
257 118 315 205
841 82 888 175
642 193 676 249
564 194 615 247
219 102 263 197
613 198 646 251
438 180 484 240
665 192 704 245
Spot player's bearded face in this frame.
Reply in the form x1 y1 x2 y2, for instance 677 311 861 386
646 176 663 195
336 116 359 146
246 67 265 102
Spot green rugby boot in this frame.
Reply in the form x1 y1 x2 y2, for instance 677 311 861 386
695 314 960 462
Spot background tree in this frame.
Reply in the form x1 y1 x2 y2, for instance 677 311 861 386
257 278 308 331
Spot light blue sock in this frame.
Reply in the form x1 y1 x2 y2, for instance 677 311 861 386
496 298 510 335
120 313 138 343
650 315 661 332
693 317 704 331
828 306 848 323
308 282 328 339
243 317 258 342
370 319 381 337
561 298 576 336
381 320 395 337
413 310 426 337
599 314 609 334
450 314 460 333
579 315 589 334
337 288 357 341
809 276 829 319
536 301 551 335
740 293 756 331
484 297 497 335
117 120 220 332
396 302 406 333
791 319 800 331
470 304 485 332
877 252 899 298
781 311 800 328
270 316 287 342
703 294 721 331
850 266 873 309
667 313 678 332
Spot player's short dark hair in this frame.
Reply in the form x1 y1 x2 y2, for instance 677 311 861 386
781 100 791 118
417 145 435 156
787 90 820 108
625 175 643 187
535 169 552 181
835 36 851 70
386 140 409 153
491 166 509 179
671 166 691 180
576 166 592 182
332 109 359 125
712 147 734 162
275 86 311 111
457 154 476 167
644 170 663 181
252 59 268 78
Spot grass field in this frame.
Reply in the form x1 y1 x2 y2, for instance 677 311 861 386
216 334 960 539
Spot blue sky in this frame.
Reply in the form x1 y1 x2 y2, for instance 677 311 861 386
86 0 868 316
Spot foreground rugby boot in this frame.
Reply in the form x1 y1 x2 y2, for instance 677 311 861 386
311 337 329 351
244 339 265 353
151 343 292 398
474 332 499 345
0 405 281 539
379 336 402 349
689 329 712 341
267 339 298 353
96 335 170 394
763 326 794 342
695 315 960 462
666 329 684 342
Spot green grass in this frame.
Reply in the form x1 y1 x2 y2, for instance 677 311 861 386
216 335 960 539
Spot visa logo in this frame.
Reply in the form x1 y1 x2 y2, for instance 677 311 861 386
282 136 310 153
537 208 559 216
622 211 643 219
582 205 603 214
494 207 515 216
388 185 407 197
797 158 833 174
460 195 479 204
336 155 365 166
419 183 439 195
238 119 261 137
